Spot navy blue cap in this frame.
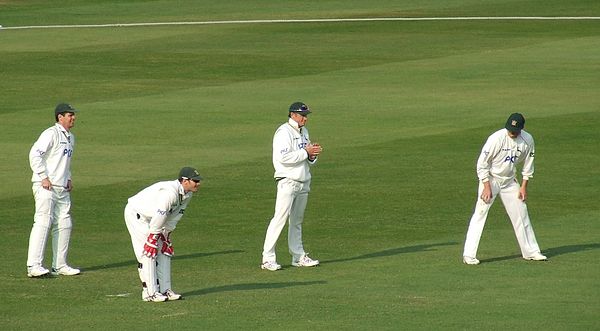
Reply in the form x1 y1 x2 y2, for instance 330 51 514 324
288 102 311 114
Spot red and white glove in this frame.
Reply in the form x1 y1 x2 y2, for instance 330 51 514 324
143 233 160 258
161 232 174 257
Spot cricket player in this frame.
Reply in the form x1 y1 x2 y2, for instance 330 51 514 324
27 103 81 278
463 113 547 265
124 167 202 302
261 102 322 271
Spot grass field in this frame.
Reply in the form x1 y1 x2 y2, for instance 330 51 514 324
1 1 599 330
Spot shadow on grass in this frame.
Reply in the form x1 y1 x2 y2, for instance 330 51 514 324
322 241 458 265
481 243 600 263
544 243 600 257
182 280 327 297
82 249 244 272
480 254 521 263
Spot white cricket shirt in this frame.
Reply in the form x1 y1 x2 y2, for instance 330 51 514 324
29 123 75 187
127 180 193 234
476 128 535 185
272 118 317 182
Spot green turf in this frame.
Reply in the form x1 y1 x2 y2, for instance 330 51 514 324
1 1 599 330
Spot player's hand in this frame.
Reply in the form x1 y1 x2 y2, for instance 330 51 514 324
143 233 160 258
312 143 323 153
480 185 492 204
41 178 52 190
160 233 174 257
518 188 527 201
306 143 323 160
66 180 73 192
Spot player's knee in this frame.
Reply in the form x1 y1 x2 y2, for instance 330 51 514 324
33 214 53 228
57 216 73 229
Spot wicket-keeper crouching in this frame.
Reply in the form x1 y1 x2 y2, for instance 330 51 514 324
124 167 202 302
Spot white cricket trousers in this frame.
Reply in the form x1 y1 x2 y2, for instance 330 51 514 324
463 178 542 258
27 183 73 269
124 204 172 294
262 178 310 263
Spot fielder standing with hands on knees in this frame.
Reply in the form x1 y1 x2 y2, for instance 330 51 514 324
463 113 547 265
124 167 202 302
261 102 323 271
27 103 81 278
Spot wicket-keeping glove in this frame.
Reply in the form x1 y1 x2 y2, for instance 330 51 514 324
161 232 174 257
143 233 160 258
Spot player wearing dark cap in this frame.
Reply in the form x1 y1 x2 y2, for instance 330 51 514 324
261 102 322 271
463 113 547 265
124 167 202 301
27 103 80 277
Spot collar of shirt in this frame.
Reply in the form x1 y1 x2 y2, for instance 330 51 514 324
287 118 302 133
55 122 68 133
175 180 194 201
55 123 71 141
176 180 185 195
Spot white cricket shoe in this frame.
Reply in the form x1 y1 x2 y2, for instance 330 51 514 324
524 252 547 261
260 261 282 271
163 289 182 301
27 265 50 278
143 291 168 302
51 266 81 276
292 253 320 267
463 256 480 265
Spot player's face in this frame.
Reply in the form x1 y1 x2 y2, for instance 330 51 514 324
291 112 308 127
58 112 76 130
507 130 521 138
183 178 201 193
